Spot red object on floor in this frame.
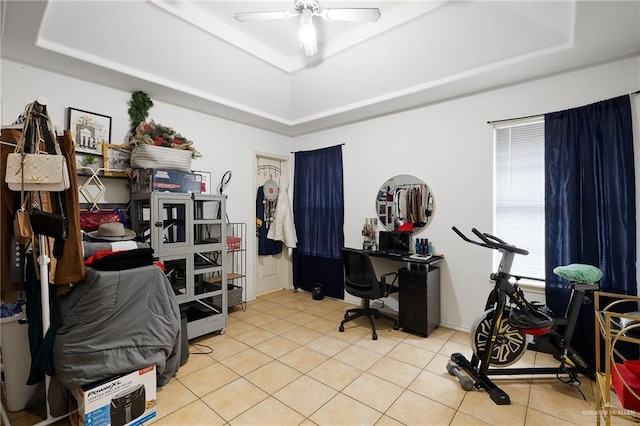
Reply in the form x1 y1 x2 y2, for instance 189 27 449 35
612 361 640 412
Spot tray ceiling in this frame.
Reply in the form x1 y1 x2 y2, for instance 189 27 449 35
1 1 639 136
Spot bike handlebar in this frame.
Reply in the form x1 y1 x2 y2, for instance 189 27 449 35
452 226 529 256
477 230 509 246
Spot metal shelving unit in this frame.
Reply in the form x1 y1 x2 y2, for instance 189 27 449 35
130 192 228 339
594 291 640 425
226 222 247 311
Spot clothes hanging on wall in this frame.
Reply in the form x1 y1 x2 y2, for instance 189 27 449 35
387 183 429 228
256 186 282 255
267 176 297 248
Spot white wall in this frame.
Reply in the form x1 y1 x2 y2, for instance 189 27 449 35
292 55 640 331
2 56 639 331
1 59 292 301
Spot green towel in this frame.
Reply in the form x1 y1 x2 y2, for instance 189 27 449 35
553 263 603 284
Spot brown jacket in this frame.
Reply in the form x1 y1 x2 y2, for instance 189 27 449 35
1 128 85 290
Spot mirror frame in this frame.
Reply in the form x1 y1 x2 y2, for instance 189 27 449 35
376 174 434 233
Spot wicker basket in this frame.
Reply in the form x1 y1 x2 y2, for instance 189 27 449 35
210 283 243 308
130 144 192 172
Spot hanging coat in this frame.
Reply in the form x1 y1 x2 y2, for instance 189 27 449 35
267 176 297 248
256 186 282 255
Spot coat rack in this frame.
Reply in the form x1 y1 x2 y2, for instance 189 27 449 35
257 163 281 179
2 100 72 425
257 161 282 201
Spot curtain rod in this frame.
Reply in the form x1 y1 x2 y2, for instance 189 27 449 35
291 142 345 154
487 90 640 125
487 113 542 125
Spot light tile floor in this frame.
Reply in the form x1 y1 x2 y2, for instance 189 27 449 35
5 289 639 426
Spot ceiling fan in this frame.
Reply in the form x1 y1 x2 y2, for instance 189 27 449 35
234 1 381 56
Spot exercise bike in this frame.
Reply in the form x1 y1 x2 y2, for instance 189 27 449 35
447 227 602 405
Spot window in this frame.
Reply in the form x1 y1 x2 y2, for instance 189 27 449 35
494 118 545 282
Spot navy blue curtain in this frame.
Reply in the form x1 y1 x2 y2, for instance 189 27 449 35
293 145 345 299
545 95 636 367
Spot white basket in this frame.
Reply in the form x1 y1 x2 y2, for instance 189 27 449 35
1 313 38 411
131 144 192 172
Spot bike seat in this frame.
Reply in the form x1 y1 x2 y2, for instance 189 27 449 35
553 263 602 284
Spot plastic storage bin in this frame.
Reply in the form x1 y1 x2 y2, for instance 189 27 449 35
1 312 37 411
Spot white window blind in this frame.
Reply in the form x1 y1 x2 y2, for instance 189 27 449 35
494 119 545 281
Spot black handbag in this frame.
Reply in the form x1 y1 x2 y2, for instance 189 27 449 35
30 208 69 240
29 192 69 240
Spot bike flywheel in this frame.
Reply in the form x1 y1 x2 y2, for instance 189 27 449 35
470 308 529 367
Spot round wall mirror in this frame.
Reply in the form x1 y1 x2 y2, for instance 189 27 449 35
376 174 435 233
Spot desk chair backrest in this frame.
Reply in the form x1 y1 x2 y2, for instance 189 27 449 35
342 248 385 300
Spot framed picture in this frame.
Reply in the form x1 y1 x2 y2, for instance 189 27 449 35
194 170 212 194
68 107 111 155
103 144 131 177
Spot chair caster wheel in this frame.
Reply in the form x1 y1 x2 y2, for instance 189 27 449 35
339 325 345 332
372 333 378 340
393 324 399 330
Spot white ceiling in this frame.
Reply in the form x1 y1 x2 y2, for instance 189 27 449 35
1 1 639 136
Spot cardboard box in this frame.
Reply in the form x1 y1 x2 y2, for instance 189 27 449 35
75 366 156 426
131 168 202 194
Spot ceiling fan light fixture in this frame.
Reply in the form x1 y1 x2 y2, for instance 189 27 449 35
298 8 317 56
235 0 380 58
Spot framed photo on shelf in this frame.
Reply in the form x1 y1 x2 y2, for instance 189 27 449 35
193 170 212 194
103 144 131 177
68 107 111 155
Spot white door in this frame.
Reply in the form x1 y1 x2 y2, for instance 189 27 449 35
254 154 291 296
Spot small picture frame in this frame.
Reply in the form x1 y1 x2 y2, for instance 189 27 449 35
103 144 131 177
68 107 111 155
193 170 212 194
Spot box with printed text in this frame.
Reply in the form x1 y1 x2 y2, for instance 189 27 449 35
131 168 202 194
75 366 156 426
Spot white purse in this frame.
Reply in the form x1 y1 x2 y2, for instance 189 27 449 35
4 102 70 192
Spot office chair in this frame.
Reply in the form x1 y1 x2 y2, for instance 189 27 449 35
339 248 400 340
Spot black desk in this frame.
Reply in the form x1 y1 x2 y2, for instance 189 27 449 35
369 251 444 265
367 251 443 337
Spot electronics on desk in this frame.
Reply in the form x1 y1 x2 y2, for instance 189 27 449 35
378 230 411 256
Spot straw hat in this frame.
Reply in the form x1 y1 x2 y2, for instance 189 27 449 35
87 222 136 241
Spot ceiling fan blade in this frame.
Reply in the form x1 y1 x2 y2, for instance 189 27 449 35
319 8 381 22
234 11 296 22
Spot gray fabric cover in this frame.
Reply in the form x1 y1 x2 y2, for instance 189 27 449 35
53 265 181 391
